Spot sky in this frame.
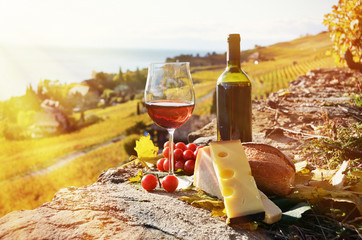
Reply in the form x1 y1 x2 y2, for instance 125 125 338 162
0 0 338 101
0 0 337 51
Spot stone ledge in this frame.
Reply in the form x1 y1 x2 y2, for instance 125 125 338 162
0 168 268 240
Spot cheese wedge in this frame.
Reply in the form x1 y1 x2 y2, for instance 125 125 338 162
194 147 223 199
194 144 282 224
258 191 282 224
209 140 265 224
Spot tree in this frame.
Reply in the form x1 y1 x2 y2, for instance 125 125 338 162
37 79 68 105
101 89 116 105
134 68 146 89
323 0 362 71
112 67 124 87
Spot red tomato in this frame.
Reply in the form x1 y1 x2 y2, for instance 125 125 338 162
187 143 197 152
184 160 195 175
174 161 184 171
163 141 175 149
162 175 179 192
162 147 170 158
163 158 176 172
174 148 183 162
141 174 158 191
163 158 170 172
183 150 194 161
157 158 166 172
175 142 187 151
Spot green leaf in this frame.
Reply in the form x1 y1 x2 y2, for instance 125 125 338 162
272 197 304 212
281 202 311 223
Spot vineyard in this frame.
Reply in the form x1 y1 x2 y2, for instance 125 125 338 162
250 55 335 98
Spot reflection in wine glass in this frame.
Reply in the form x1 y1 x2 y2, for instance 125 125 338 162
145 62 195 175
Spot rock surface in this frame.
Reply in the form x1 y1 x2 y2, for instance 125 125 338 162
0 167 268 240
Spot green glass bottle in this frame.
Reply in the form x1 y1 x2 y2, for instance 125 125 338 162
217 34 252 142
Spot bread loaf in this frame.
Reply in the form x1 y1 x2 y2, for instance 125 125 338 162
242 143 295 196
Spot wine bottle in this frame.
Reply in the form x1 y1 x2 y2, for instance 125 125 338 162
217 34 252 142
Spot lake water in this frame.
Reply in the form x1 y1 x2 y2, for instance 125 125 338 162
0 45 210 100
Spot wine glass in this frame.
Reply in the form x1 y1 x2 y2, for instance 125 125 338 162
145 62 195 175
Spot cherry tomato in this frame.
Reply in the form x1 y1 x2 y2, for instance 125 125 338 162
163 158 170 171
162 175 179 192
162 147 170 158
175 161 184 171
194 146 204 159
141 174 158 191
184 160 195 175
174 148 183 162
157 158 166 172
183 149 194 161
163 158 175 172
187 143 197 152
163 141 175 149
175 142 187 151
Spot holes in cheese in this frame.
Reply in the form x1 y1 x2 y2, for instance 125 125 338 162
218 152 228 157
220 169 235 179
222 187 234 197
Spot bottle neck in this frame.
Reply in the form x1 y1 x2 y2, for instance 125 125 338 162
227 40 240 68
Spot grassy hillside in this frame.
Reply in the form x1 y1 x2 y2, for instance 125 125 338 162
0 32 336 217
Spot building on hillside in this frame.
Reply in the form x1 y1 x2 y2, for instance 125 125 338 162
41 99 69 131
30 111 59 138
248 52 260 63
69 84 89 96
30 99 70 138
68 84 97 110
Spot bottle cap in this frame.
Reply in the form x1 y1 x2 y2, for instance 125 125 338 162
228 34 240 42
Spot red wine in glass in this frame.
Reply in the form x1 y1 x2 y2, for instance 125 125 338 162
145 101 194 129
145 62 195 176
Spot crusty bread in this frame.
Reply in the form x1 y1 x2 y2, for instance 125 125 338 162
242 143 295 196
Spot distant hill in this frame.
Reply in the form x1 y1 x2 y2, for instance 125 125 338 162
168 31 332 68
247 31 332 61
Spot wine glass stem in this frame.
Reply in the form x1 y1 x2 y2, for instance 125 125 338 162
168 129 175 175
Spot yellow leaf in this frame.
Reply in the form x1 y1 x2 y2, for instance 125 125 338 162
179 191 226 217
278 90 291 97
350 181 362 193
211 207 226 217
128 170 143 183
139 154 164 166
350 171 362 179
290 185 362 214
134 134 159 158
330 160 349 189
295 160 308 173
311 167 336 181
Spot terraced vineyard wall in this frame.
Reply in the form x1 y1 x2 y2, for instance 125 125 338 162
252 55 335 99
